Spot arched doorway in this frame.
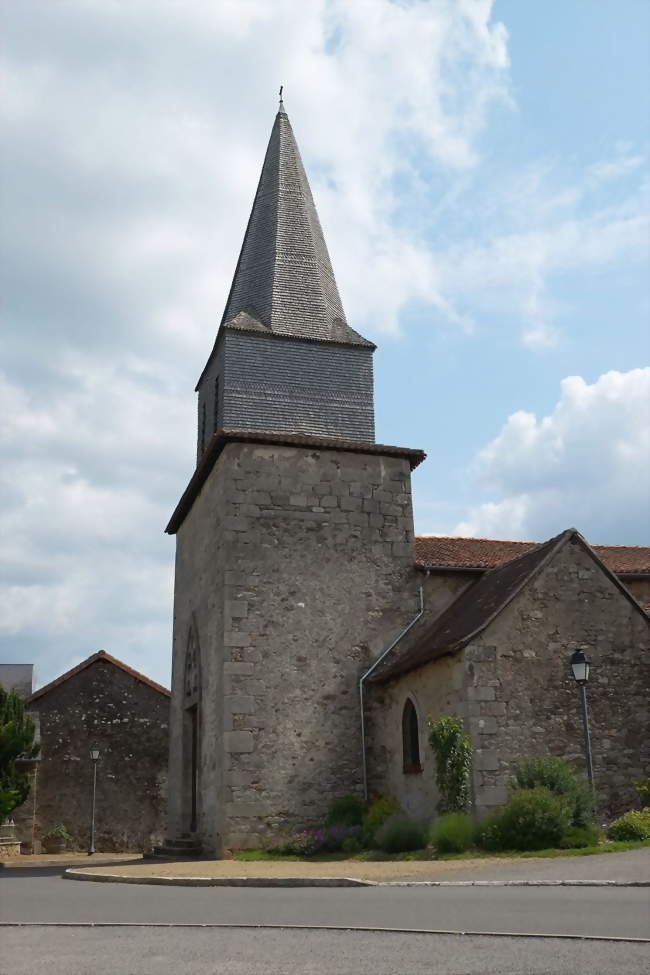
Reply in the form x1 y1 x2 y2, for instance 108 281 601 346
183 626 201 834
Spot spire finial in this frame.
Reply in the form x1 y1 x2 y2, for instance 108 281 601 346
278 85 284 112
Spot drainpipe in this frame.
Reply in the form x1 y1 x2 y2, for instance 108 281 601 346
359 582 425 800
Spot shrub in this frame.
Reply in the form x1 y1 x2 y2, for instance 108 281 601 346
514 756 595 828
427 716 472 813
375 814 427 853
43 824 73 844
475 814 504 852
558 825 601 849
607 809 650 842
431 813 475 854
268 824 362 856
492 788 571 851
341 834 362 855
326 795 365 827
633 778 650 806
361 795 401 847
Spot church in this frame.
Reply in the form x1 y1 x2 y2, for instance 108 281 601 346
164 100 649 857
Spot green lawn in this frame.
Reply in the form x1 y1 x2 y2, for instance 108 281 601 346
234 839 650 863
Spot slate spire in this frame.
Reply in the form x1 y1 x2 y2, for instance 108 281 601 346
221 103 371 347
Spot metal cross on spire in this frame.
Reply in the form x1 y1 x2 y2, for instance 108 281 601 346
278 85 284 111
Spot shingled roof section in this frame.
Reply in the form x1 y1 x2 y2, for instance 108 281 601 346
221 103 371 349
415 536 650 575
28 650 170 703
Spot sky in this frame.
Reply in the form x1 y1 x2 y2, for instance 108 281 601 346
1 0 649 689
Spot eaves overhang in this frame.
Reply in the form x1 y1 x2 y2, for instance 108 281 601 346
166 429 426 535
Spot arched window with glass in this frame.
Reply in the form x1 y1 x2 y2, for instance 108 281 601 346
402 697 422 774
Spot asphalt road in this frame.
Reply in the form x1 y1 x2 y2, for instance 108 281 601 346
2 927 649 975
1 868 649 975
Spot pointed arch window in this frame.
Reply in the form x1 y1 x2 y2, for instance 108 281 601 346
402 698 422 774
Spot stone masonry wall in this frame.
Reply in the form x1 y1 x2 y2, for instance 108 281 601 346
220 443 417 849
169 440 419 854
14 660 169 852
167 446 228 855
464 539 650 818
366 654 466 820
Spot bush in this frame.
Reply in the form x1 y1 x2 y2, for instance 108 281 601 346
341 834 362 855
475 814 504 852
607 809 650 842
633 778 650 806
559 825 601 849
43 824 73 845
490 788 571 851
268 824 361 856
514 756 595 828
326 795 365 827
431 813 475 854
361 795 401 848
375 814 427 853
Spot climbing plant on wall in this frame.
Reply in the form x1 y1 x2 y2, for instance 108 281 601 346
427 715 472 813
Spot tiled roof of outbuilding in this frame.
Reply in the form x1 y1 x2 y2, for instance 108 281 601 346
220 105 371 349
414 536 650 574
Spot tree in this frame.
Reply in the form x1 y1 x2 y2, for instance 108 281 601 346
0 686 39 820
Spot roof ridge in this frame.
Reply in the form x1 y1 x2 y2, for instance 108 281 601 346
28 650 170 702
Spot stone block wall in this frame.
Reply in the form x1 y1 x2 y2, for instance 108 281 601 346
14 660 169 852
366 653 466 820
464 540 649 818
169 440 419 854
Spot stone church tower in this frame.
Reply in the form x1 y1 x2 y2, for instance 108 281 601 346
165 101 424 856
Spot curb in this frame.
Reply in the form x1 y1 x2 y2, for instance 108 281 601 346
62 869 649 888
1 921 648 944
63 870 372 887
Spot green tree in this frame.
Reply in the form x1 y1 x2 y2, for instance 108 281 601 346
0 685 38 820
427 715 472 813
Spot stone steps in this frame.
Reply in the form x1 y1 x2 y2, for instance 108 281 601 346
149 835 203 859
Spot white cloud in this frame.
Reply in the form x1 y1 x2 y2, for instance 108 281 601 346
0 0 510 686
455 368 650 543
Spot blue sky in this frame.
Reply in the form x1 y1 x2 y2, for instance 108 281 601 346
1 0 648 687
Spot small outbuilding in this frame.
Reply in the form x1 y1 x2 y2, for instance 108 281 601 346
10 650 169 853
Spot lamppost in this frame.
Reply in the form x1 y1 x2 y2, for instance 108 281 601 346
88 746 100 855
570 649 594 788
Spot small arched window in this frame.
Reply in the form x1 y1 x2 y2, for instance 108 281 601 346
402 698 422 774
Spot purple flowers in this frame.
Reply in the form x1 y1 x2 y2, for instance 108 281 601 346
269 824 361 856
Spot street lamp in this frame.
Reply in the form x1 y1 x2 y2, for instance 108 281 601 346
570 650 594 788
88 746 100 855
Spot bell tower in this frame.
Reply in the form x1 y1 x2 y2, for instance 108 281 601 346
164 100 423 857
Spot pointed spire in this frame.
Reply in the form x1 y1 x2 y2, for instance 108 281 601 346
220 104 371 347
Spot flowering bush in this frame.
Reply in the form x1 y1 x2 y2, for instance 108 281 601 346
268 824 361 856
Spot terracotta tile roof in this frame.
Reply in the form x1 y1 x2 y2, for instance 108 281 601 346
373 532 566 682
28 650 170 703
166 429 426 534
415 536 650 575
375 530 650 682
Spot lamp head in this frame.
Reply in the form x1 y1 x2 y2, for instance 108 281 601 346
90 746 100 762
570 649 590 685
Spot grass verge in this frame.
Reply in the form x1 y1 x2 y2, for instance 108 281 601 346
234 839 650 863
